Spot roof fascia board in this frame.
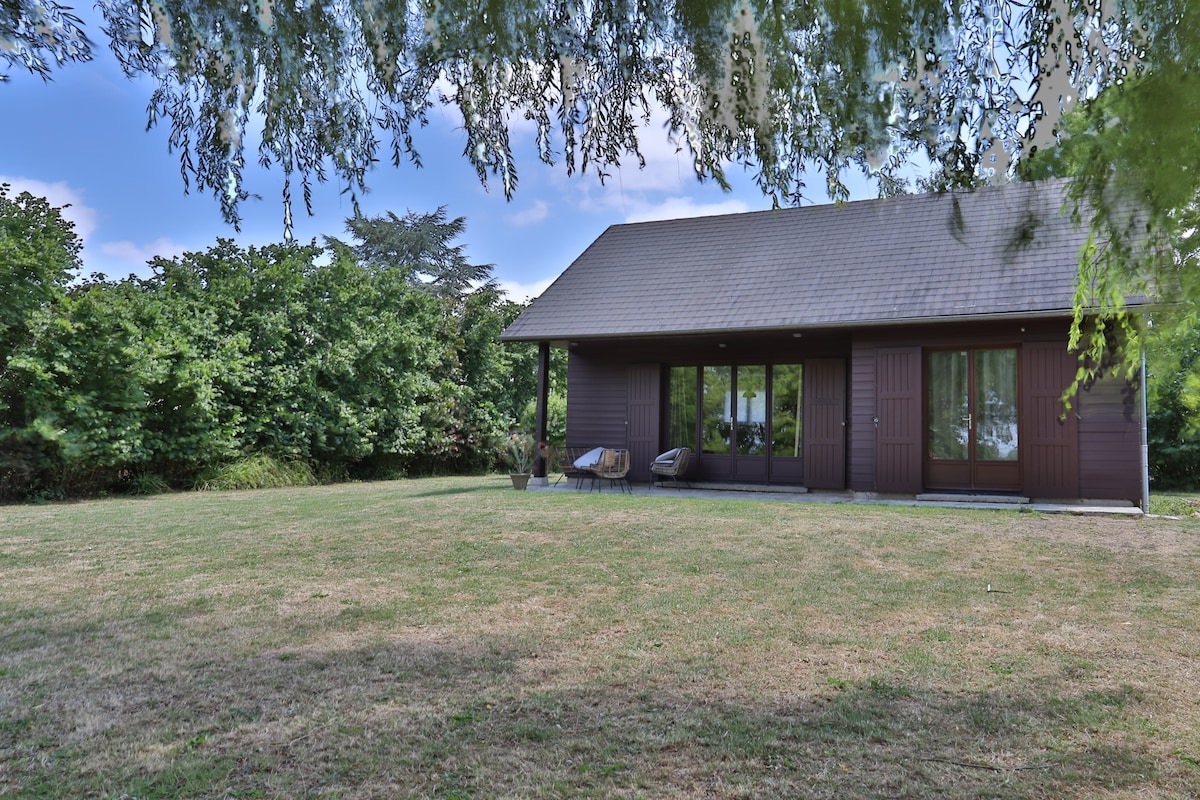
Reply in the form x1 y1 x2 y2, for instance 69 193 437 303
498 309 1079 343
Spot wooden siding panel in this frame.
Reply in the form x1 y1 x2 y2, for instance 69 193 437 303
566 353 628 449
849 339 876 491
804 359 847 489
1077 373 1141 501
1022 342 1079 498
875 346 922 493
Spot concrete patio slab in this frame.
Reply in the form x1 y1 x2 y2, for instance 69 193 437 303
528 479 1144 517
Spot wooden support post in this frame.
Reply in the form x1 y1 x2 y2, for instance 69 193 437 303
534 341 550 479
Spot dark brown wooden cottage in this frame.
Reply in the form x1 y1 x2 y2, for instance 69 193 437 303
501 180 1148 504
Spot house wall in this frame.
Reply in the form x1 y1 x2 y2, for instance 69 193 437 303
565 332 852 483
1077 373 1142 500
565 350 629 451
850 320 1056 494
564 332 853 449
561 319 1143 502
849 319 1141 502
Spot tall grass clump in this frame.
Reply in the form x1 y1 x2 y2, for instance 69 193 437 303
195 453 315 491
126 471 171 496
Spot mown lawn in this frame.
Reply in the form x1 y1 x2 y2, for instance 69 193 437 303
1 477 1198 799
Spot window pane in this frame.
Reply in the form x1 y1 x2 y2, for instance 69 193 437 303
735 365 767 455
667 367 697 451
701 366 732 455
928 351 969 461
975 349 1019 461
771 364 803 457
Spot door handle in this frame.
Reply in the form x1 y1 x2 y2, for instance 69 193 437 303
962 413 973 431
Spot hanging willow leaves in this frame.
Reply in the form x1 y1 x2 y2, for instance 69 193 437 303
0 0 92 80
76 1 1155 223
6 1 1200 372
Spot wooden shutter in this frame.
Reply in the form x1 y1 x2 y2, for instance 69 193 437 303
1022 342 1079 498
626 363 661 483
803 359 847 489
875 346 922 493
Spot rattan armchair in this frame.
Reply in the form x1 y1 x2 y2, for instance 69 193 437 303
649 447 691 490
589 448 632 493
553 446 599 489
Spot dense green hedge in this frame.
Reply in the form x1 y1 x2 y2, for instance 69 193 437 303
1146 310 1200 492
1 187 548 500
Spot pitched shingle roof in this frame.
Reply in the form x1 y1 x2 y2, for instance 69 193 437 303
501 179 1100 342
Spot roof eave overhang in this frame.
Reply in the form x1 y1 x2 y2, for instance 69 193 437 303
498 308 1098 343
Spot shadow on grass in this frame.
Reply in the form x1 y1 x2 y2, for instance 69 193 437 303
404 481 501 499
4 626 1188 800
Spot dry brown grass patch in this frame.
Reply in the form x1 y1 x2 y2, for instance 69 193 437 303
1 479 1198 798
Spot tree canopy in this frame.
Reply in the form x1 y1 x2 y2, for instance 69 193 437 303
326 206 498 298
5 1 1198 365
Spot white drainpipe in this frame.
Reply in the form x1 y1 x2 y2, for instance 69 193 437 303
1140 320 1151 514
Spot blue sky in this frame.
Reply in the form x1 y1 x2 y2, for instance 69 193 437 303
1 10 878 301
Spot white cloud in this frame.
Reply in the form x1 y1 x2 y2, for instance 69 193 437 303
99 237 189 270
555 128 702 206
0 175 98 242
542 105 778 226
608 137 698 194
506 200 549 227
624 196 753 225
497 275 556 303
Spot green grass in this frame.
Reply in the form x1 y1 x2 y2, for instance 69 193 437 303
1 477 1198 798
1149 491 1200 517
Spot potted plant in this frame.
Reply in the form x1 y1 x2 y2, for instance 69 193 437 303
504 432 536 489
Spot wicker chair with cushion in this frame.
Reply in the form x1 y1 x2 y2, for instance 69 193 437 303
649 447 691 490
553 446 602 488
589 448 632 493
